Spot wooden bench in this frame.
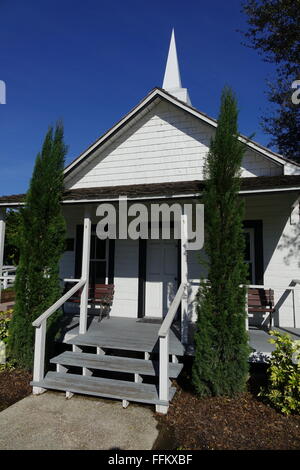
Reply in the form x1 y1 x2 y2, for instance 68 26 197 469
64 282 114 321
247 288 275 328
93 284 114 321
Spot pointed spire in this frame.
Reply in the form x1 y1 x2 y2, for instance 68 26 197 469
162 29 191 105
163 29 182 90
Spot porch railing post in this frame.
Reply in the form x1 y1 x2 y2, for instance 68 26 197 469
79 207 92 334
157 332 169 414
0 208 6 302
294 283 300 328
180 213 188 343
245 288 249 331
32 321 46 394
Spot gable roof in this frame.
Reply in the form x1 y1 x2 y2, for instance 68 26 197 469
64 87 299 183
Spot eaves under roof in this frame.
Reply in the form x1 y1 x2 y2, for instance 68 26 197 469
1 175 300 207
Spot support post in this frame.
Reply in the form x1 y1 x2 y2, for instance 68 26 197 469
180 213 188 343
294 284 300 328
79 207 92 334
156 333 169 414
32 321 47 394
0 208 6 303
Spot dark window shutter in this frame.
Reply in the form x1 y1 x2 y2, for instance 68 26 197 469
75 225 83 278
243 220 264 285
108 239 115 284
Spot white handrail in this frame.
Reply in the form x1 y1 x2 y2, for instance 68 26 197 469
158 283 185 338
32 278 86 393
0 266 16 289
32 279 86 328
247 283 300 291
156 282 186 414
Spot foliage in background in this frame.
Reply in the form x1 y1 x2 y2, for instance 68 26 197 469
4 210 21 266
0 310 12 344
242 0 300 161
192 87 250 397
0 310 14 372
8 124 67 370
260 330 300 415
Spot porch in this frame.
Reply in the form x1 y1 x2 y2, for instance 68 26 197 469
57 312 300 362
249 326 300 362
0 188 300 413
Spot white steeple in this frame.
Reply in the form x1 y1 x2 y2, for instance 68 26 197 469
162 29 191 105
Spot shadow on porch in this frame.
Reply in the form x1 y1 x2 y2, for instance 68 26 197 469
57 313 184 356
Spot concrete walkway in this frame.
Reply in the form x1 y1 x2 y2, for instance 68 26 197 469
0 391 160 450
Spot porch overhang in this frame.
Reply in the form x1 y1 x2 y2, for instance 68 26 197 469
1 175 300 207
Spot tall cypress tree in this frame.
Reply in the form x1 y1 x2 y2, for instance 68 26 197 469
8 124 67 370
192 88 250 397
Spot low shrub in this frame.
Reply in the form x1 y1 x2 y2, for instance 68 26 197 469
260 330 300 415
0 310 14 370
0 309 12 343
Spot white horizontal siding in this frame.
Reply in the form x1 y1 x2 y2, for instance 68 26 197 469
66 101 282 190
242 150 282 177
187 193 300 328
284 161 300 175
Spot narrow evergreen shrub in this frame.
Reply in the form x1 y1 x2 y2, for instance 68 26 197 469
8 124 67 370
192 88 250 397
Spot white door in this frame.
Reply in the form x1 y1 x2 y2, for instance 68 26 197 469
145 240 178 318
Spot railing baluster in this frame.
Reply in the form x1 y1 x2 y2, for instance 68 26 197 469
159 333 169 402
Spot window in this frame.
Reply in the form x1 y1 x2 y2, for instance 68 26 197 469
89 230 107 285
244 228 255 284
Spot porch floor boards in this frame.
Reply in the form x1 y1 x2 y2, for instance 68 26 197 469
249 326 300 361
62 316 185 356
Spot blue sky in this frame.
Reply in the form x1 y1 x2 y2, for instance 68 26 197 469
0 0 277 195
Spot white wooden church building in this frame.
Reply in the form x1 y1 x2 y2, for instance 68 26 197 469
0 31 300 413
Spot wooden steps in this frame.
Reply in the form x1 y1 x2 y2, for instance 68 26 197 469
32 317 184 411
50 351 183 378
65 332 184 356
31 372 176 406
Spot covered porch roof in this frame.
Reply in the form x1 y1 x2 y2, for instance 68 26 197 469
1 175 300 207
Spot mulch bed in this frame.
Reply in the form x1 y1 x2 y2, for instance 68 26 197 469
158 367 300 450
0 369 32 412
